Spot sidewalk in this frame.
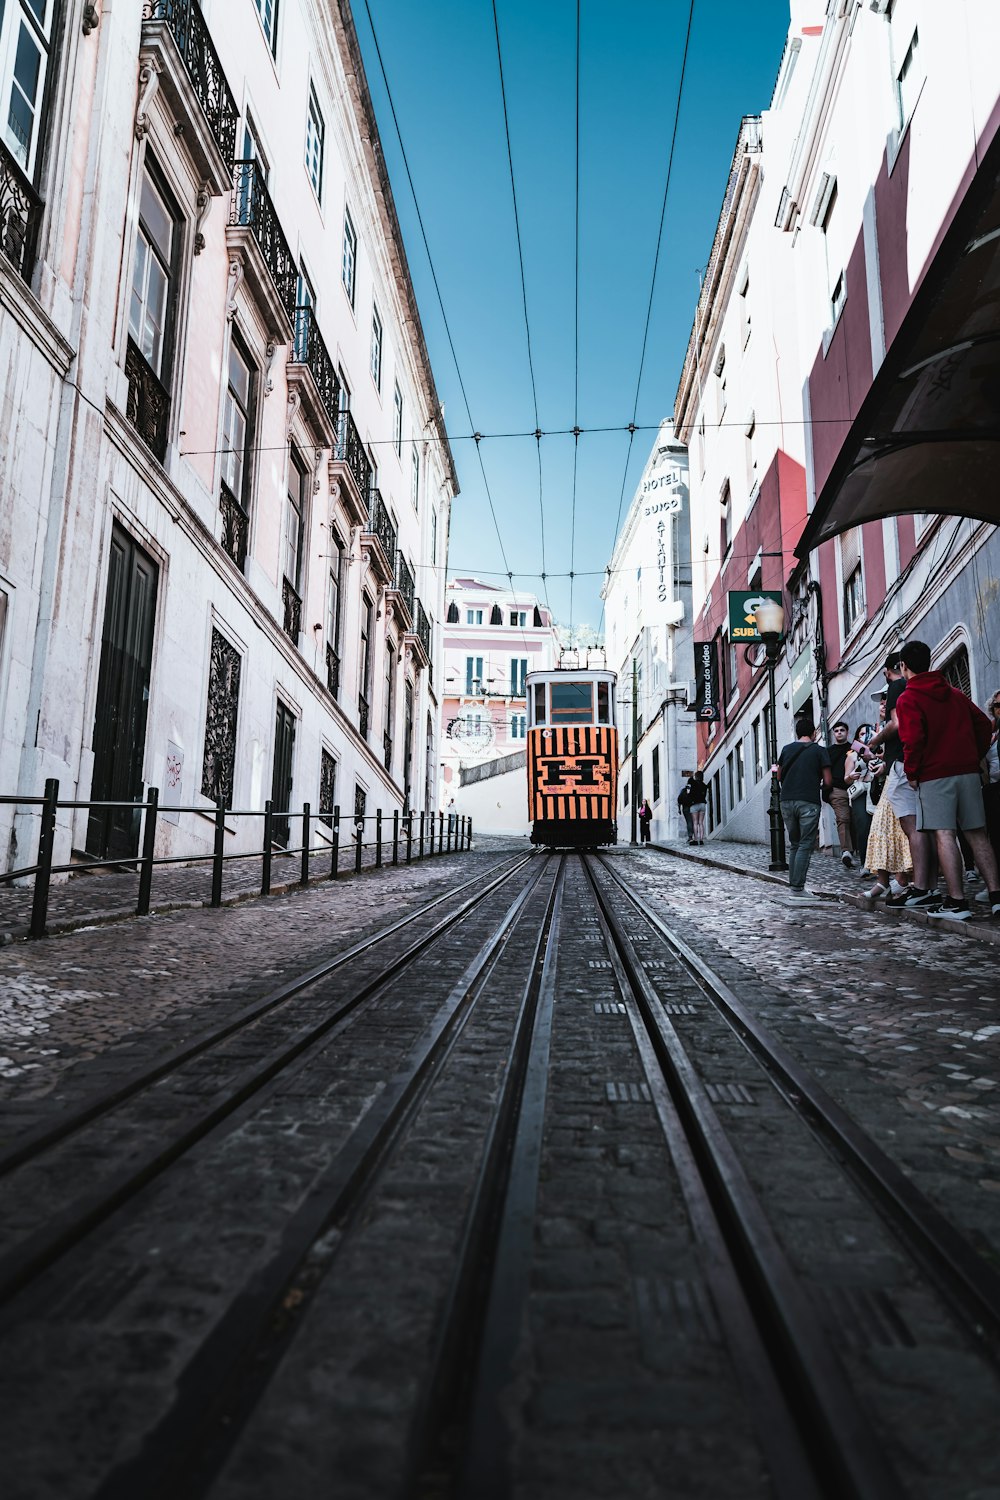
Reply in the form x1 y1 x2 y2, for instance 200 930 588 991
655 835 1000 946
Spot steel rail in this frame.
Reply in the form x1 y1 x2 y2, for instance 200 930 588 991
597 852 1000 1353
88 855 557 1500
402 856 567 1499
583 855 903 1500
0 851 533 1179
0 854 539 1306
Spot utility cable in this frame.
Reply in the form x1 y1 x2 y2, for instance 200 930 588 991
568 0 582 639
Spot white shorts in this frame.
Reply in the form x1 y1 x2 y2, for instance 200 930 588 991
886 760 918 820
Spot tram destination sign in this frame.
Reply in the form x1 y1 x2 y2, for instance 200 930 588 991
727 589 783 642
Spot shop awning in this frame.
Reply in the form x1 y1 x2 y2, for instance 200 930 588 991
796 126 1000 555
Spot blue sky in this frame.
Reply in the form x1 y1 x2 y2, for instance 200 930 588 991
355 0 792 636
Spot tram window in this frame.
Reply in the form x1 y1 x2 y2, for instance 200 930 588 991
597 681 610 724
550 681 593 723
533 682 546 723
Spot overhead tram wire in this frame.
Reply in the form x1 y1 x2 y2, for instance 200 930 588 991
598 0 697 641
359 0 535 662
569 0 582 639
491 0 552 623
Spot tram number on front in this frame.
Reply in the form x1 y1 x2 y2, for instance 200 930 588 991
535 754 611 796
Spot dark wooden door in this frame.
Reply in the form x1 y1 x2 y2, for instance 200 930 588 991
86 526 158 859
271 701 296 846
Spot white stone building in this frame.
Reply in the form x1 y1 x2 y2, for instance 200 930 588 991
441 578 559 835
602 423 694 844
0 0 456 877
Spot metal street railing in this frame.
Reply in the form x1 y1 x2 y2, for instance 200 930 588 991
0 784 472 940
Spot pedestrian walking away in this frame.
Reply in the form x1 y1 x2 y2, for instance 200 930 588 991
637 797 652 844
687 771 708 844
775 717 833 903
895 641 1000 921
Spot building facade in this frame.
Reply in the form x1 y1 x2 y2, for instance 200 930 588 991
441 578 559 834
602 423 695 844
0 0 456 876
673 0 1000 844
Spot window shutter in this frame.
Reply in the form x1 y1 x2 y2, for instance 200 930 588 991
840 526 861 578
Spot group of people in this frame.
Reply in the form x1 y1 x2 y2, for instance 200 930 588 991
776 642 1000 918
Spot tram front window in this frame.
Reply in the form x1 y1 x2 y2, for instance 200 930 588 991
550 681 593 724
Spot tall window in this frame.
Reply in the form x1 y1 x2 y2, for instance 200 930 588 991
342 208 357 307
1 0 53 176
252 0 279 55
736 741 746 803
752 716 763 781
359 594 374 709
294 262 315 361
221 336 254 508
841 527 864 636
393 382 403 457
411 448 420 512
509 713 526 741
384 640 395 767
327 531 343 653
129 167 176 380
652 746 660 801
889 1 922 131
285 449 306 592
739 269 751 347
370 304 383 390
403 682 414 790
201 629 242 808
319 749 336 828
720 481 732 560
305 84 325 199
465 656 483 694
431 506 438 565
815 174 845 326
511 657 528 696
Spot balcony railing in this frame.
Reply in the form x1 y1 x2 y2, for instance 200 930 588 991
325 643 340 698
358 693 370 741
0 140 42 284
334 409 372 503
415 599 432 661
394 553 415 619
219 479 248 571
282 577 301 643
125 336 170 461
142 0 238 163
367 487 397 570
291 305 341 431
230 160 296 322
383 732 393 773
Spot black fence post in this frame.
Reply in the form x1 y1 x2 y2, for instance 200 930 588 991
355 818 363 874
211 798 226 907
376 808 383 867
29 778 59 940
419 810 425 859
136 786 159 916
439 812 444 853
301 803 311 887
392 809 399 865
447 815 453 854
406 811 413 864
331 806 340 879
467 817 473 850
262 802 273 896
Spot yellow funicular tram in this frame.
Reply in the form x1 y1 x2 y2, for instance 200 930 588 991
525 656 619 848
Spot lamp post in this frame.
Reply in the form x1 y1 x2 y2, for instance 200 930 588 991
630 657 639 846
754 598 788 872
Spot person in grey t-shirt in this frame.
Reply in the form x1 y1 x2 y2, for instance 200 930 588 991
775 717 833 902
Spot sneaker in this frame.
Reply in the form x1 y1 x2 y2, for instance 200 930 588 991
787 888 824 905
841 852 853 869
974 887 990 904
885 886 913 907
859 867 871 879
928 901 972 922
904 888 940 908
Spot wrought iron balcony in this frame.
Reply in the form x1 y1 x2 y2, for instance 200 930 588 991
416 599 432 661
0 140 41 284
219 479 248 571
142 1 237 165
229 160 296 324
364 487 396 582
125 336 170 461
383 732 393 772
282 577 302 643
330 408 372 527
394 553 415 620
358 693 370 741
325 642 340 698
290 305 341 435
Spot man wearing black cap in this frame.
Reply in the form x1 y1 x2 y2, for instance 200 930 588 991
866 649 933 905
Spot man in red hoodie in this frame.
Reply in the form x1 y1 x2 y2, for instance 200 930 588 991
895 640 1000 921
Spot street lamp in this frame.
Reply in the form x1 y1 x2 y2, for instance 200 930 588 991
754 598 788 872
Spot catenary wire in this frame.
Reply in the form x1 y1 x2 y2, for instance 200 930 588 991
490 0 552 622
569 0 581 638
